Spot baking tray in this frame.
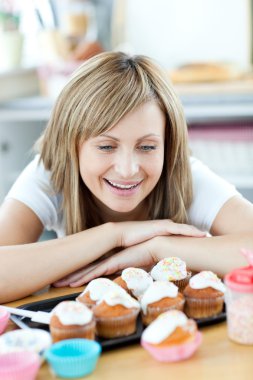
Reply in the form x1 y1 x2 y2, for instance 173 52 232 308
15 293 226 351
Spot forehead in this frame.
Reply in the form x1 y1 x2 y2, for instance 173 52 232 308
104 101 166 139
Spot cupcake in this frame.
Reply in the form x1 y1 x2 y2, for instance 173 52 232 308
141 310 202 362
93 289 140 338
150 257 191 292
140 281 185 325
50 301 96 343
114 268 153 299
76 278 124 308
183 271 226 318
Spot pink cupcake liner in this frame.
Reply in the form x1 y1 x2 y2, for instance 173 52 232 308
141 331 202 362
0 307 10 335
0 351 41 380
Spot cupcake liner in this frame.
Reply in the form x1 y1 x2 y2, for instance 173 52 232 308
172 271 192 292
142 298 185 326
95 308 139 338
184 296 224 318
45 338 101 378
141 331 202 362
0 307 10 335
50 319 96 343
0 351 41 380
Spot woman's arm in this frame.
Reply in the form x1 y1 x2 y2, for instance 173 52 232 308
72 195 253 283
154 195 253 275
0 199 205 303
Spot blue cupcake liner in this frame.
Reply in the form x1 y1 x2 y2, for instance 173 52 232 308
45 338 101 378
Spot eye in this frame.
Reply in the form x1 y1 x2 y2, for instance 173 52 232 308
97 145 115 151
138 145 157 152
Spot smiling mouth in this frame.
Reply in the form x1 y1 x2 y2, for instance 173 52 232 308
104 179 142 190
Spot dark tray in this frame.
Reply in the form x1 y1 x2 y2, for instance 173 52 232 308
16 293 226 351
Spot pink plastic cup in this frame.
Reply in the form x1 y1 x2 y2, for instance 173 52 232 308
0 351 41 380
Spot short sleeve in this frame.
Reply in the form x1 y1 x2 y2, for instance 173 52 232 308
187 157 241 232
5 155 64 235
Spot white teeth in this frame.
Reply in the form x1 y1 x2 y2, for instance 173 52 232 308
107 180 139 189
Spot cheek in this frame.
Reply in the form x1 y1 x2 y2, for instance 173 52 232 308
145 154 164 178
79 155 109 183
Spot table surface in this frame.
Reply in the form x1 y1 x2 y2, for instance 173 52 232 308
4 286 253 380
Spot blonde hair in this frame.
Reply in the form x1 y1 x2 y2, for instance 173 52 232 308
38 51 193 235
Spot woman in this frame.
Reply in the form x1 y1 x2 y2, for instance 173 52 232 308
0 52 252 303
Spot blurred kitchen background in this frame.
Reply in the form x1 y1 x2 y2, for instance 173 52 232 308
0 0 253 207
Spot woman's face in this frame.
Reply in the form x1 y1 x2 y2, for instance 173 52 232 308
79 101 165 215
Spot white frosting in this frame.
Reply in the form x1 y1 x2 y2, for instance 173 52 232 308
52 301 93 325
81 278 125 301
0 329 51 355
140 281 179 314
121 268 153 298
100 289 140 310
151 257 187 281
142 310 188 344
189 271 226 293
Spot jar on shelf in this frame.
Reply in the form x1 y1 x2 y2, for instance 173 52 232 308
60 0 97 44
224 249 253 345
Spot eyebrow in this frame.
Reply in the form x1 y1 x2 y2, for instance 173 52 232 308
98 133 162 142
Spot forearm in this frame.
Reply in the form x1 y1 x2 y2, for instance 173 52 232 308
152 233 253 277
0 222 117 302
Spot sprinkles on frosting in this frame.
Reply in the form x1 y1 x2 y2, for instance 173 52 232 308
151 257 187 281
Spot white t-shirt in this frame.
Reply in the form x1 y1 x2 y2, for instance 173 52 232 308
5 155 239 236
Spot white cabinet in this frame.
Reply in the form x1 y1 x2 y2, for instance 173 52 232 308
0 97 51 202
0 120 46 202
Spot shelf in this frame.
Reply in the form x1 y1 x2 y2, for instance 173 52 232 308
0 68 40 103
184 103 253 123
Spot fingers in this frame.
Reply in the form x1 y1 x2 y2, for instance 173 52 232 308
70 242 154 286
164 222 206 237
122 219 206 247
52 264 98 287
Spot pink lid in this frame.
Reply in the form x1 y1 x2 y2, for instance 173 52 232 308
225 249 253 293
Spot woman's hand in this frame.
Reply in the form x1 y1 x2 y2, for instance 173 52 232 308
117 219 205 247
52 220 205 287
54 238 156 287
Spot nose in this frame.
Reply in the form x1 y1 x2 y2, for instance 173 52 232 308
114 150 139 178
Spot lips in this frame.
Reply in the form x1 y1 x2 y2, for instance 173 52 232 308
104 179 142 190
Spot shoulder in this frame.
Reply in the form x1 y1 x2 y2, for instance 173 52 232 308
188 157 240 231
5 155 63 234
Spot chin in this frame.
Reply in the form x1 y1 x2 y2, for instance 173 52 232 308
108 205 137 213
